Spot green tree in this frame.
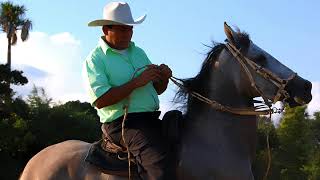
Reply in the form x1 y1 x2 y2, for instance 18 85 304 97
303 111 320 179
0 86 101 180
253 116 281 180
26 86 100 148
27 85 52 109
276 106 312 180
0 105 34 180
0 64 28 116
0 1 32 72
311 112 320 148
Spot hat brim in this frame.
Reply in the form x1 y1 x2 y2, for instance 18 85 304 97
88 14 146 27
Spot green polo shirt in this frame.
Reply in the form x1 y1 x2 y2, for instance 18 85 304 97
83 37 159 123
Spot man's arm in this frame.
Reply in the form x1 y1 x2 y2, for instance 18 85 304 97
95 65 161 109
95 79 138 109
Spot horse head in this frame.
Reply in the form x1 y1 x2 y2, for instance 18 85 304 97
217 22 312 108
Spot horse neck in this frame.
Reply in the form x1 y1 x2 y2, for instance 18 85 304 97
184 70 256 136
210 73 250 108
186 70 252 114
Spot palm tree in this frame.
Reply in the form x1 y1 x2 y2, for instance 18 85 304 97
0 2 32 107
0 1 32 72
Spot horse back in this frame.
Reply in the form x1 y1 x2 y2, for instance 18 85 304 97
20 140 98 180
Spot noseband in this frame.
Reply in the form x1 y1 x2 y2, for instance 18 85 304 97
225 43 296 105
170 42 296 116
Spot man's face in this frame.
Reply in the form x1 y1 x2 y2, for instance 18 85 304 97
104 25 133 50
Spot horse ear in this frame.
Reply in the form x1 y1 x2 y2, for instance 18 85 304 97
224 22 236 45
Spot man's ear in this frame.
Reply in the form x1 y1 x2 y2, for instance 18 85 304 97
102 26 108 35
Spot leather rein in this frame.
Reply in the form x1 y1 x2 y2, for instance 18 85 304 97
170 42 297 116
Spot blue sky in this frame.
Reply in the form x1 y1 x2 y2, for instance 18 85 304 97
1 0 319 115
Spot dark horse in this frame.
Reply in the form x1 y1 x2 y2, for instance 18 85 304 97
20 23 312 180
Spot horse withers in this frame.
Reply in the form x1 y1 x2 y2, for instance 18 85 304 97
20 22 312 180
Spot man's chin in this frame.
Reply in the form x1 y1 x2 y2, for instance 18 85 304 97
117 44 130 50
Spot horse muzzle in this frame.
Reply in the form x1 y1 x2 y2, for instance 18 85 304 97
284 75 312 107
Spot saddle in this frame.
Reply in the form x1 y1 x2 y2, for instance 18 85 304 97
84 110 184 177
85 140 139 177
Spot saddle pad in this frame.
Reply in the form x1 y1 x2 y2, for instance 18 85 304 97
85 140 138 177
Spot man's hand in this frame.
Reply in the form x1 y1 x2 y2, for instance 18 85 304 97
134 64 161 87
152 64 172 95
159 64 172 79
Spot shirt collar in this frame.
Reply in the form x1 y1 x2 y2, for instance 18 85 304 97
99 36 135 55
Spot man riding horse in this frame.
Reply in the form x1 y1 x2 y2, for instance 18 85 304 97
19 2 313 179
83 2 173 180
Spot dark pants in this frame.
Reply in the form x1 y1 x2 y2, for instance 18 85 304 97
102 111 172 180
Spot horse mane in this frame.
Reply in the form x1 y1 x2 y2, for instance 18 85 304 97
174 31 250 113
234 28 251 50
174 42 225 111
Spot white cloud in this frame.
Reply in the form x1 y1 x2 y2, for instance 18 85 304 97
307 81 320 116
0 31 89 103
50 32 81 45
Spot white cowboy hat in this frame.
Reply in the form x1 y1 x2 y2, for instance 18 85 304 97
88 2 146 26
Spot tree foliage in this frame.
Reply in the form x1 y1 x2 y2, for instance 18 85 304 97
0 64 28 116
0 85 100 180
254 106 320 180
1 81 319 179
0 2 103 179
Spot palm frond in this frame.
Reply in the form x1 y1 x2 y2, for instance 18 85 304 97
1 22 8 33
21 19 32 41
11 4 26 24
0 2 28 33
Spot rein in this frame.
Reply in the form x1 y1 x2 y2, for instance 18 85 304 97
121 65 151 180
171 76 272 116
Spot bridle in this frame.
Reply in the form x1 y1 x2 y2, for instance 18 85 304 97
170 42 297 116
170 41 297 180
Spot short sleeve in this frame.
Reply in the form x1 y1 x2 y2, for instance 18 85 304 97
83 54 112 106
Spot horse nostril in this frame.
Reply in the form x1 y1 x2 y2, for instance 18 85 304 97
304 81 312 91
